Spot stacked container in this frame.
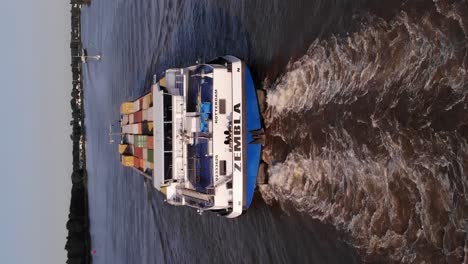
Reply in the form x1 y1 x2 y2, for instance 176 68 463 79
118 92 155 176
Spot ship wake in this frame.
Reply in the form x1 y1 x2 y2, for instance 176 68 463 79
261 0 468 262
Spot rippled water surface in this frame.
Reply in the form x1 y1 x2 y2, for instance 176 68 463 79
81 0 468 263
263 1 468 263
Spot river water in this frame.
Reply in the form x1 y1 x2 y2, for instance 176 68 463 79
81 0 468 263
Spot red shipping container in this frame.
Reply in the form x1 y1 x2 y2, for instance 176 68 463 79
134 147 144 159
147 136 154 149
134 111 143 123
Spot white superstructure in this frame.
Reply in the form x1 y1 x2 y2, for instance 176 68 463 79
120 56 262 218
153 56 249 217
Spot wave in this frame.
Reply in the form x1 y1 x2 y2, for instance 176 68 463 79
261 0 468 262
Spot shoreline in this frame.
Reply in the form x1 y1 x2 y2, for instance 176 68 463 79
65 1 92 264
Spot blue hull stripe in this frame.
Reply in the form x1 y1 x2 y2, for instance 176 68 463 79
245 66 262 208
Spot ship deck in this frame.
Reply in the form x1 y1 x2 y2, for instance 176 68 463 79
186 65 215 192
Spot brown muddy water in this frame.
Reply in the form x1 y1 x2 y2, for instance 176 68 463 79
262 1 468 262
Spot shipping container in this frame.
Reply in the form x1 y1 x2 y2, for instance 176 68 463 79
118 144 128 154
134 135 147 148
121 155 134 167
139 98 144 111
142 109 148 121
122 125 131 134
133 157 141 168
143 94 152 110
148 149 154 162
147 136 154 149
141 122 154 135
126 134 134 145
144 160 154 171
120 102 135 114
122 115 129 125
133 100 141 112
136 123 143 134
122 125 129 134
159 77 167 87
134 147 144 159
124 123 142 135
148 122 154 133
122 124 142 134
127 145 135 156
143 148 148 160
142 96 149 110
134 111 143 123
148 93 153 105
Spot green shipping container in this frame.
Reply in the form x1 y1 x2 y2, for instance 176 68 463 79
134 135 147 148
147 149 154 162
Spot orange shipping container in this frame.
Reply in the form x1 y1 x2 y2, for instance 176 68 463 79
133 157 140 168
147 136 154 149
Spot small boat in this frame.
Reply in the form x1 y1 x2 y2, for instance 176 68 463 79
118 56 263 218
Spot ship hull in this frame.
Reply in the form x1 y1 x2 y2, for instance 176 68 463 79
220 56 262 218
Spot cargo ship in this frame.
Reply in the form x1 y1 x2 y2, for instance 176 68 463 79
118 56 263 218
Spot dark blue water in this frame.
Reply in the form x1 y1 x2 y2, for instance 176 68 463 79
81 0 468 263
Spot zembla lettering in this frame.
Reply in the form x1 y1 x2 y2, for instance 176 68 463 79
233 103 242 172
